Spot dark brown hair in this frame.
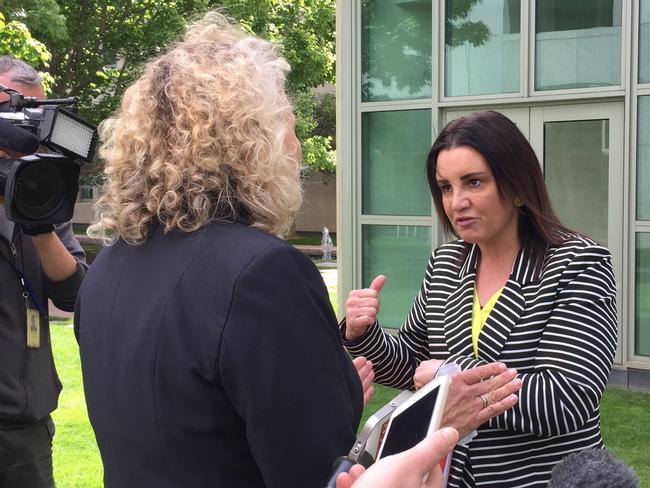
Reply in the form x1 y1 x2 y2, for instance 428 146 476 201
426 111 573 270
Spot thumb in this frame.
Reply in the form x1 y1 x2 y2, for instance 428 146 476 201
395 427 458 474
369 275 386 293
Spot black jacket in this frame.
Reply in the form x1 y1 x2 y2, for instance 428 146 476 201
76 222 362 488
0 221 86 423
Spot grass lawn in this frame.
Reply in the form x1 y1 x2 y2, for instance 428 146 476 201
286 231 336 247
50 321 103 487
50 279 650 486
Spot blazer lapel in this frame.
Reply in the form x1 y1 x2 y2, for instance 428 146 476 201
476 247 528 362
444 243 478 357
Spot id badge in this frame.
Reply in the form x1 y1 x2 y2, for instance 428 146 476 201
26 309 40 348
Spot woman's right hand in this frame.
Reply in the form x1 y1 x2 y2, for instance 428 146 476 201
344 275 386 341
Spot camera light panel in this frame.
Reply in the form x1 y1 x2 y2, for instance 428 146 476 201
49 111 95 160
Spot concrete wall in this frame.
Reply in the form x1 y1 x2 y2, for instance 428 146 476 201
73 185 100 224
295 173 337 233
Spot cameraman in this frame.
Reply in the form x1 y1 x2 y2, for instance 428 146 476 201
0 55 87 488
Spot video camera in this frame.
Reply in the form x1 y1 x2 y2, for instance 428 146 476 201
0 83 97 225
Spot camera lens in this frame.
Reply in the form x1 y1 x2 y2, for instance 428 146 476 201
13 161 67 219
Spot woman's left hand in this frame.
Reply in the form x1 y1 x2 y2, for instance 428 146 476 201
413 359 444 390
353 356 375 406
442 362 522 438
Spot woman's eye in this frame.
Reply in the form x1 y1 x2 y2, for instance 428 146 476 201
468 179 481 188
439 184 451 193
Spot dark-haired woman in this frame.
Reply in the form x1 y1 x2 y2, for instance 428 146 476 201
343 111 617 487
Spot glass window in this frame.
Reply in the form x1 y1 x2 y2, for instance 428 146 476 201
535 0 622 91
445 0 520 97
362 224 432 329
362 0 432 102
638 97 650 219
635 234 650 357
641 0 650 83
362 110 432 216
544 119 609 246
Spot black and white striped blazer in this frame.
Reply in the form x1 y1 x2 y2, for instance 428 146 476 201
344 236 617 487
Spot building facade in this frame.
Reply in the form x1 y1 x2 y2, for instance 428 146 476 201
337 0 650 386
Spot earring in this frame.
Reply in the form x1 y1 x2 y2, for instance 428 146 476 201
514 196 524 208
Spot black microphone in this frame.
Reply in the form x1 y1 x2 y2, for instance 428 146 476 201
548 448 640 488
0 118 40 155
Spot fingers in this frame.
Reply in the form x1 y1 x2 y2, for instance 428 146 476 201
345 279 384 340
474 367 518 395
394 427 459 471
344 428 458 488
336 464 366 488
369 275 386 293
472 370 522 425
474 392 519 425
458 362 507 385
353 356 375 406
413 359 443 390
335 472 353 488
425 465 444 488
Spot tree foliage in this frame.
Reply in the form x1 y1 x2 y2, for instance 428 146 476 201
217 0 336 92
216 0 337 174
0 0 336 174
0 11 52 87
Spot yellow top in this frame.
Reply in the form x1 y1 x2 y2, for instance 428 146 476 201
471 286 504 358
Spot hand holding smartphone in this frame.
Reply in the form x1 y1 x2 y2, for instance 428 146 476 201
376 374 451 460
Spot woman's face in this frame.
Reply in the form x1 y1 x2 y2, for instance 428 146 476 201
435 145 518 248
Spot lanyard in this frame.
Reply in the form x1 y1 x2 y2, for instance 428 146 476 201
0 241 48 319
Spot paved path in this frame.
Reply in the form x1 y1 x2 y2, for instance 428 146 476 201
320 268 337 288
49 300 73 321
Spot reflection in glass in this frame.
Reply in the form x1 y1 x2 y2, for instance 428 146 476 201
636 234 650 357
363 225 432 329
535 0 622 90
362 110 432 216
638 97 650 219
544 119 609 246
361 0 432 102
445 0 520 97
641 0 650 83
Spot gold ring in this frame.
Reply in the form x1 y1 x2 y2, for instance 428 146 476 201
479 394 489 409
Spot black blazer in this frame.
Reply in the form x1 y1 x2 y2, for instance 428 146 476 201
345 236 617 488
76 222 361 488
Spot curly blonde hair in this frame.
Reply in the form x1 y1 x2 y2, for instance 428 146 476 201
89 11 302 243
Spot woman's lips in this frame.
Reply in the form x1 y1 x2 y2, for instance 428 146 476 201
455 217 478 228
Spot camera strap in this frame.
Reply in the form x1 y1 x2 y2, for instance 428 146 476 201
0 244 48 320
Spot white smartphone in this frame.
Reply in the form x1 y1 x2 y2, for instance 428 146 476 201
375 374 451 460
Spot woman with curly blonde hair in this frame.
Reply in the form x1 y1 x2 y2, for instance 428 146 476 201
75 11 363 488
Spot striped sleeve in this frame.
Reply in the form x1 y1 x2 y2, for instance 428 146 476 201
488 249 617 437
342 254 435 389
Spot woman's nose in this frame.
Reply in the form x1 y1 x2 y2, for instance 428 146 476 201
451 189 470 211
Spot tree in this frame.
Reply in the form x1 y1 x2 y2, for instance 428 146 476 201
216 0 336 91
0 0 337 174
1 1 211 122
0 11 52 87
215 0 337 176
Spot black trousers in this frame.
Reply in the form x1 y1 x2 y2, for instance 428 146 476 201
0 416 55 488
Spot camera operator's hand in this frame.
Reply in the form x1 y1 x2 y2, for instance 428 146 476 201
28 230 78 281
20 224 55 236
